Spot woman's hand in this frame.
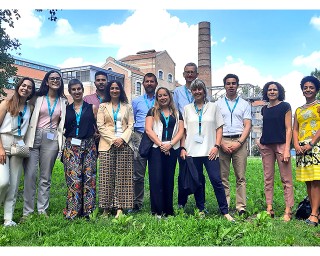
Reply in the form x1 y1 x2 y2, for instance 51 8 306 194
160 143 171 155
294 143 303 155
0 146 6 165
282 149 291 162
208 147 219 161
180 148 188 160
113 138 124 148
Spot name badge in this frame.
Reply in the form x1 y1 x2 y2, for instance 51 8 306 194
17 140 25 146
71 138 82 146
47 132 55 140
194 134 204 144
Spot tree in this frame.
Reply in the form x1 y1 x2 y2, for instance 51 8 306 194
311 68 320 100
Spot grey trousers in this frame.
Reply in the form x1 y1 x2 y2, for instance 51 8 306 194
23 128 59 216
132 131 147 208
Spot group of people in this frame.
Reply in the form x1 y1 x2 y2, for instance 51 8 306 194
0 63 319 228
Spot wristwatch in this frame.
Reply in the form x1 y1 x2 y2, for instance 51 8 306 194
214 144 221 149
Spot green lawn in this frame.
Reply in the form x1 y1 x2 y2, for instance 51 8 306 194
0 157 319 246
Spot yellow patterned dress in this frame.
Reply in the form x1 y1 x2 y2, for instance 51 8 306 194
295 102 320 181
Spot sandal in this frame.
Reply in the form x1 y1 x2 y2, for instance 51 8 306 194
266 209 275 218
283 212 292 222
305 214 319 227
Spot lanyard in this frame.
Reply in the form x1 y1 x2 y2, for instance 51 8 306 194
194 103 203 135
46 95 59 130
161 111 170 140
17 103 27 136
112 102 120 133
144 94 155 109
73 103 83 137
97 94 103 103
184 85 193 103
225 97 239 126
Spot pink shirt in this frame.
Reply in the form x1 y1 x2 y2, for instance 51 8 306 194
37 98 61 129
83 93 102 108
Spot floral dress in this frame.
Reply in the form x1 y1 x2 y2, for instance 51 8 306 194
295 102 320 181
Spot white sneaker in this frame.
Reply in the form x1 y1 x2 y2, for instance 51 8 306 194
4 220 17 227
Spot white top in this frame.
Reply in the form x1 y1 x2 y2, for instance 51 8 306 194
115 112 123 138
184 102 224 157
216 96 251 136
0 104 31 137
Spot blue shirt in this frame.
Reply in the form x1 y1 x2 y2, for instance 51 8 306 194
132 94 155 133
173 85 194 114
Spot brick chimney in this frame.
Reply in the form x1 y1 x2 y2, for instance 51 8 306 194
198 21 212 98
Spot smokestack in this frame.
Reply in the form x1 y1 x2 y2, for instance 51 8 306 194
198 21 212 98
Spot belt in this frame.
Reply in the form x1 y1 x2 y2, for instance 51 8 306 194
223 134 242 139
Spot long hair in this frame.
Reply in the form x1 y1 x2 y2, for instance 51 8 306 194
36 70 66 98
153 87 177 121
104 80 128 103
7 77 36 116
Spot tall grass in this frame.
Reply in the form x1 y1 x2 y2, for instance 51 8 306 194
0 157 319 246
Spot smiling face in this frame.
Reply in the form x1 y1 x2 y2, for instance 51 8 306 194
95 74 107 93
224 77 239 99
143 76 158 95
191 86 205 102
69 83 83 101
267 84 279 101
18 79 33 99
47 72 62 91
109 82 121 100
302 81 318 101
157 88 170 108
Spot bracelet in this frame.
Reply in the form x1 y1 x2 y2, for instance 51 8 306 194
214 144 221 149
309 141 315 147
237 140 244 146
180 147 186 151
169 141 173 147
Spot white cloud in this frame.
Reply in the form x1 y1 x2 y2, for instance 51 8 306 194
310 16 320 30
221 37 226 43
292 51 320 69
57 57 104 68
54 19 74 36
4 10 43 39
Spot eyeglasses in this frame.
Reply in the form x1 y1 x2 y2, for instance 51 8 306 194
48 77 61 82
184 71 196 75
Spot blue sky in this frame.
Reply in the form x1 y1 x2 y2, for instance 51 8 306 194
4 7 320 112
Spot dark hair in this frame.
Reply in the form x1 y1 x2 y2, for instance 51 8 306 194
143 73 158 83
95 71 107 80
7 77 36 116
300 76 320 92
262 81 285 101
184 62 198 73
36 70 66 98
68 78 84 93
104 80 128 103
223 74 239 86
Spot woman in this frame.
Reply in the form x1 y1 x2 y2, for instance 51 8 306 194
293 75 320 227
258 81 294 221
63 79 98 220
0 77 35 227
23 70 68 219
180 79 234 221
97 80 134 218
145 87 184 218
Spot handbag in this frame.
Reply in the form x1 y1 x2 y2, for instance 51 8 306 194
178 156 201 195
138 132 153 158
295 196 311 220
10 143 30 158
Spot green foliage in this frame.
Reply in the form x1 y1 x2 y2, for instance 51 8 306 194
311 68 320 100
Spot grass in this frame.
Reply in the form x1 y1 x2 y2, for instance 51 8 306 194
0 157 320 246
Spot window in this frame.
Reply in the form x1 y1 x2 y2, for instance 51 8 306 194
158 70 163 80
136 82 142 96
107 67 113 71
167 73 173 83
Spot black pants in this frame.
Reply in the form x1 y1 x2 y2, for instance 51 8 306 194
148 147 177 216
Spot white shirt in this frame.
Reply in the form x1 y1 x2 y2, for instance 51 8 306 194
184 102 224 157
216 96 251 136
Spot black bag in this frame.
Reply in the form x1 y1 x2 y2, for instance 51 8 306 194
138 132 153 158
179 156 201 195
295 196 311 220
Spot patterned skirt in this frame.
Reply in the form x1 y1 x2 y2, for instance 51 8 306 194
296 141 320 181
99 143 134 209
63 137 97 219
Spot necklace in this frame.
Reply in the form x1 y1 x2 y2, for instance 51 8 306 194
304 99 318 107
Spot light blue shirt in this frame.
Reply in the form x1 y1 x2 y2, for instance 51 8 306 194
173 85 194 114
132 94 155 133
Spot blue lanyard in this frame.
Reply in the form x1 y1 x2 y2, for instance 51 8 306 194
144 94 155 109
97 94 103 103
112 102 120 133
17 103 27 136
46 95 59 130
225 97 239 126
161 111 170 140
73 103 83 137
184 85 193 103
194 103 203 135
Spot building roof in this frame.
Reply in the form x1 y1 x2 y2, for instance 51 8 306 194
14 65 47 80
119 49 162 62
104 57 145 76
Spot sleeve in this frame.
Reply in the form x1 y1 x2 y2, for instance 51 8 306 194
121 104 134 143
178 110 183 121
146 108 154 117
132 98 138 122
243 101 252 120
215 104 225 128
183 106 188 130
173 88 179 111
96 104 114 144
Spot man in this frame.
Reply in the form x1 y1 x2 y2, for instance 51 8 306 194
173 62 199 209
131 73 158 212
216 74 252 216
173 62 198 114
83 71 108 107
